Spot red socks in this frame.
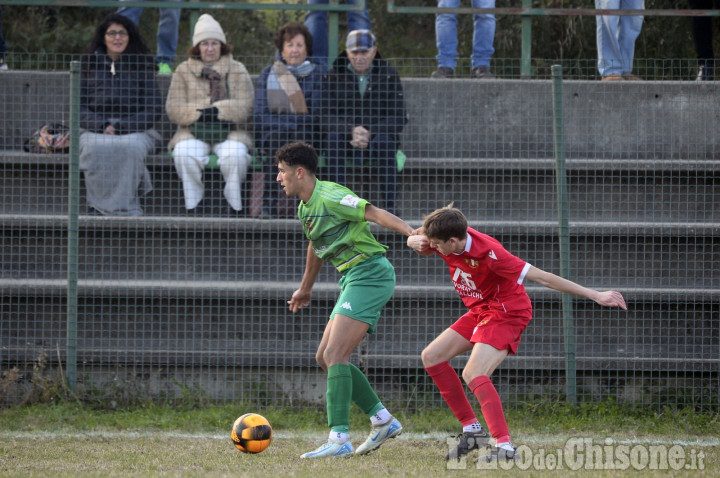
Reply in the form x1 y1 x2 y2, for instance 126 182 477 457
468 375 510 443
426 364 511 443
425 362 478 427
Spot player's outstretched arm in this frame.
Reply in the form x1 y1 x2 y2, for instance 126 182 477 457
525 266 627 310
364 204 414 237
407 233 435 256
288 242 324 313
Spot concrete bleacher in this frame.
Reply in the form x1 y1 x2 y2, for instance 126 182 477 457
1 70 718 402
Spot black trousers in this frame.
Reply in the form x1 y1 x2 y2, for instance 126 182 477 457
688 0 720 66
324 130 399 214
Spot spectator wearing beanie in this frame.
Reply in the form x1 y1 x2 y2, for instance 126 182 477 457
165 14 255 214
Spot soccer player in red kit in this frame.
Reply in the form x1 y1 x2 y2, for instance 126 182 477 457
407 204 627 461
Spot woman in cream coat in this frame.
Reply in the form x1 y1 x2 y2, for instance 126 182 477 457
166 14 254 213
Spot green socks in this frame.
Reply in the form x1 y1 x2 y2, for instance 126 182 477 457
327 364 352 433
327 363 383 433
349 363 382 415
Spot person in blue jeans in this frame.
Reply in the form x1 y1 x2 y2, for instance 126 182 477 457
595 0 644 81
431 0 496 79
117 0 181 74
304 0 370 67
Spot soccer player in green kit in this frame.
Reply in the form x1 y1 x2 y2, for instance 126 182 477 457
275 141 414 459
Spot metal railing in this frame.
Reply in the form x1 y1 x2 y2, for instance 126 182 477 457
6 0 720 72
3 0 366 67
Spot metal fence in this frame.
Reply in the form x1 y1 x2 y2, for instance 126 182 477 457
1 44 719 411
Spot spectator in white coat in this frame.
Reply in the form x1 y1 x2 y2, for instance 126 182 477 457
166 14 254 214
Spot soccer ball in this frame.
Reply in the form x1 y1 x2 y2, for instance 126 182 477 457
231 413 273 453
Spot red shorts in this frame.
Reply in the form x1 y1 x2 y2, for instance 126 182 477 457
450 307 533 354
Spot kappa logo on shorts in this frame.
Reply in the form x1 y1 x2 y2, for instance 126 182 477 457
341 301 353 310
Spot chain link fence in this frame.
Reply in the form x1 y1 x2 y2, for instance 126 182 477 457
0 50 718 412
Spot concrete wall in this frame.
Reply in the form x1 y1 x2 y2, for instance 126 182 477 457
2 72 719 159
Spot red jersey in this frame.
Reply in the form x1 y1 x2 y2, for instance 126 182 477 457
434 227 532 312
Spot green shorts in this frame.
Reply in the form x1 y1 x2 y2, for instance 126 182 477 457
330 254 396 334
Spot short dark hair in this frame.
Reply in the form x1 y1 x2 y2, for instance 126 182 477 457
275 141 318 174
274 22 313 58
85 13 150 56
188 42 232 60
422 203 468 242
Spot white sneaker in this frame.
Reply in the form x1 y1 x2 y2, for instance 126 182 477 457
476 442 517 462
300 440 354 459
0 63 7 71
355 417 403 455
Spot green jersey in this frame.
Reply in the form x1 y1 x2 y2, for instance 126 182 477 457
298 180 388 273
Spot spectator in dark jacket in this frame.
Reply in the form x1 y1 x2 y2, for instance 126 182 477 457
80 13 162 216
322 30 407 215
254 22 327 217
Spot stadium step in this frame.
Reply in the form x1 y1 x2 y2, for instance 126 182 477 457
2 156 719 222
3 72 719 160
1 215 717 290
2 279 715 373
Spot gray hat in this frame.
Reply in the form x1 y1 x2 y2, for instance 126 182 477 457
345 30 376 52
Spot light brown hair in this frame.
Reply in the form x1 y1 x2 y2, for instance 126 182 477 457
422 203 468 242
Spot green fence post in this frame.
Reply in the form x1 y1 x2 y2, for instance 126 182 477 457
551 64 577 406
66 60 81 393
328 0 340 66
521 0 532 78
189 11 199 40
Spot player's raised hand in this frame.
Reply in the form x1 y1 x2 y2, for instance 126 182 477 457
407 234 433 255
594 290 628 310
288 288 312 313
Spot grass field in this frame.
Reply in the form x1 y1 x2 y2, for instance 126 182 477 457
1 403 718 477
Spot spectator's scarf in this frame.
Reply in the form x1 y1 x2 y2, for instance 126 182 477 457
201 66 227 103
266 60 312 114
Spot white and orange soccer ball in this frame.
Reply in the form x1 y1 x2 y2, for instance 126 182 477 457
231 413 273 454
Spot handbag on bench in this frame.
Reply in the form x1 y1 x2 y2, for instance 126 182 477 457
23 123 71 154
